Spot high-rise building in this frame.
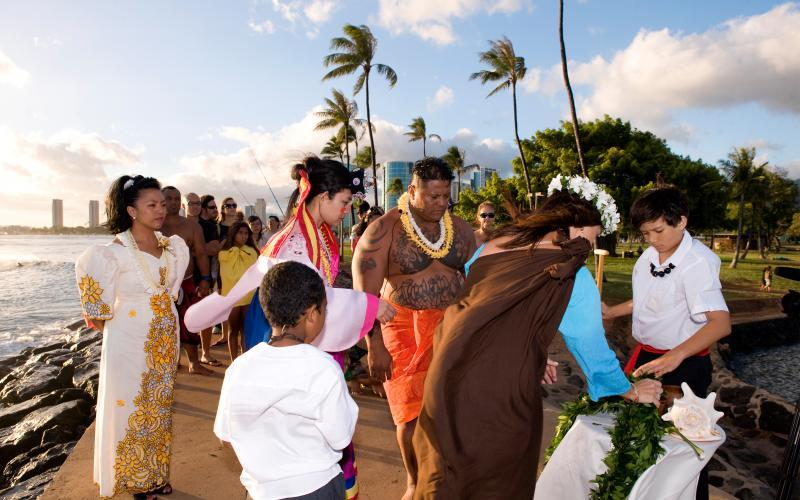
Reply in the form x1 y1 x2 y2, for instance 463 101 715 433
244 205 256 218
255 198 267 222
89 200 100 228
52 199 64 229
383 161 414 209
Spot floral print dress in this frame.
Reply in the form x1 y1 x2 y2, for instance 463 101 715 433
76 232 189 498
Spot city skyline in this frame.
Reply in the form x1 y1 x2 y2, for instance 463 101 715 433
2 1 798 226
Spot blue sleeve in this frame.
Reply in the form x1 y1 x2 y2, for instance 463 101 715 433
243 291 272 350
558 267 631 401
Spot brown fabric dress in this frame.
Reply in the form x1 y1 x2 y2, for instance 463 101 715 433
413 237 591 500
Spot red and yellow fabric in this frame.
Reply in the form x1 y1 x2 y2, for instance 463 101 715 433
262 170 338 286
380 301 445 425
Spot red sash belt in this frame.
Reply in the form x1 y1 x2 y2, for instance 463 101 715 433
623 343 710 375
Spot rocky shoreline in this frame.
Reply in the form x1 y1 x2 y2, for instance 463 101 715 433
1 298 798 499
0 320 100 499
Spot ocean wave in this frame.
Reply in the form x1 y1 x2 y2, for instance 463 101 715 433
0 259 73 272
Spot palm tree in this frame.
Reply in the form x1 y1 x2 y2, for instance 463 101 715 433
559 0 587 177
442 146 466 201
404 116 441 157
314 89 358 169
354 145 373 170
323 24 397 207
719 147 767 269
470 37 533 210
320 135 345 163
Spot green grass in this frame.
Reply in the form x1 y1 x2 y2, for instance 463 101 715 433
590 244 798 303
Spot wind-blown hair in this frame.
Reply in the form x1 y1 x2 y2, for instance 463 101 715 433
104 175 161 234
285 156 352 216
630 185 689 229
492 191 602 249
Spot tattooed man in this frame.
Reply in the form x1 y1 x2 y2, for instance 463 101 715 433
353 157 475 499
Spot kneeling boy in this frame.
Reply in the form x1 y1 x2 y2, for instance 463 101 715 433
215 261 358 499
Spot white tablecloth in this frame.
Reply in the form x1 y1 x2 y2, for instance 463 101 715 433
535 414 725 500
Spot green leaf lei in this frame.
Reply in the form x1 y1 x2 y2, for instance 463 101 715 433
544 380 703 500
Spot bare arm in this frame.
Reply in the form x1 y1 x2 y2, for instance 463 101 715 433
353 217 393 382
192 223 211 296
634 310 731 378
602 299 633 320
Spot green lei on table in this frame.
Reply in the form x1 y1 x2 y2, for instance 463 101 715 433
544 379 703 500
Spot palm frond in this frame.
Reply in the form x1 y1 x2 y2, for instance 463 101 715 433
486 80 510 97
328 36 356 52
353 72 367 95
322 64 360 81
375 64 398 87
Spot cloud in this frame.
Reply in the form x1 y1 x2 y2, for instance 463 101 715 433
0 49 30 88
33 36 64 48
427 85 455 111
248 0 338 38
169 108 518 215
376 0 527 45
524 3 800 142
0 128 142 226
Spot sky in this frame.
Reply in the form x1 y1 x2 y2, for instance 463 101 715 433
0 0 798 227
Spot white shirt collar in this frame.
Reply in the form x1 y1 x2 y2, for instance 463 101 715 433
647 230 692 269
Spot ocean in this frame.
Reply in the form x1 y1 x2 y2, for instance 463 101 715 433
0 235 110 359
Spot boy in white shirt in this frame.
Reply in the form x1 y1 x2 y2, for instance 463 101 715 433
603 186 731 500
215 261 358 500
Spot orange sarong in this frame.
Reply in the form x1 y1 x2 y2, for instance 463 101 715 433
381 301 445 425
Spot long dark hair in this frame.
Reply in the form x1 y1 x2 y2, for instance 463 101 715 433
221 221 258 252
285 156 352 216
492 191 601 249
217 197 236 224
104 175 161 234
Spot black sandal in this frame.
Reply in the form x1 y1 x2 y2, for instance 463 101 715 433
152 483 173 495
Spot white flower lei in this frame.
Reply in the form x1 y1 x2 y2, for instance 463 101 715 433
547 175 620 235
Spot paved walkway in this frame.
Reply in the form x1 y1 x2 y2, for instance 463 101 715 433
42 347 734 499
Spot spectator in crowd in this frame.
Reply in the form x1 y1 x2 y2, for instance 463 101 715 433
264 215 281 241
217 197 239 241
218 221 259 361
183 192 202 222
247 215 270 249
160 186 215 374
352 206 385 250
350 201 371 248
236 209 245 222
199 195 225 351
474 200 496 246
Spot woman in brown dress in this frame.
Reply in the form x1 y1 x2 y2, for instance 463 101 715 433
413 189 662 499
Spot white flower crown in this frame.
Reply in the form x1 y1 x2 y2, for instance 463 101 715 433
546 175 620 235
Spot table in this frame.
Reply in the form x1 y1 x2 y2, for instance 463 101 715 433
535 414 725 499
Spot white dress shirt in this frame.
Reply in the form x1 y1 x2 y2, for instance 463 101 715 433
214 342 358 500
632 231 728 350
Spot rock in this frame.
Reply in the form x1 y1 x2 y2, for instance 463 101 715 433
731 411 758 429
3 441 76 486
718 385 755 406
70 330 103 352
79 341 102 362
0 387 91 427
72 360 100 393
758 400 794 434
735 449 769 464
30 342 67 356
27 348 73 365
0 363 72 404
0 466 59 499
734 487 754 500
0 399 89 465
45 352 80 367
769 434 788 447
40 424 77 447
566 375 585 389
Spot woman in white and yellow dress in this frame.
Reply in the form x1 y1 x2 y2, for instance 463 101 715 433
76 175 190 499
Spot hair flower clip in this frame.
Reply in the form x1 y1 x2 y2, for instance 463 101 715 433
547 174 620 235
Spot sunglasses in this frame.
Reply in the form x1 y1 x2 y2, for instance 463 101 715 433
479 213 495 219
223 203 237 209
206 205 218 210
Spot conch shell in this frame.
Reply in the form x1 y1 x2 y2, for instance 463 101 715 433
661 383 724 441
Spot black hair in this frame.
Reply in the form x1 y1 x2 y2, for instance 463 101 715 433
268 215 280 224
259 261 326 328
285 156 352 216
630 186 689 229
104 175 162 234
412 157 454 183
200 194 215 210
493 191 601 249
246 215 262 224
358 200 371 215
221 220 258 252
161 185 179 194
